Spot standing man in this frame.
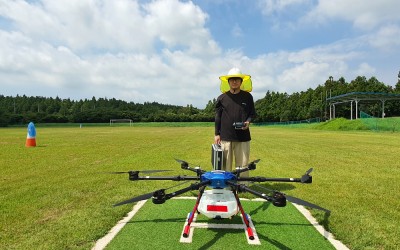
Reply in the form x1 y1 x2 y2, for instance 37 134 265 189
214 67 256 176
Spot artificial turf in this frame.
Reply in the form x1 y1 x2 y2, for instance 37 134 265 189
105 198 335 250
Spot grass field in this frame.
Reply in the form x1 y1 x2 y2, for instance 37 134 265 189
105 198 335 250
1 124 400 249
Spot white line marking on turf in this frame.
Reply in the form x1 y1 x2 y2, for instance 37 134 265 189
292 203 350 250
91 200 147 250
92 197 348 249
179 212 197 243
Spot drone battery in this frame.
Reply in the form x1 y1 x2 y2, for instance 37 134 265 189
211 144 223 170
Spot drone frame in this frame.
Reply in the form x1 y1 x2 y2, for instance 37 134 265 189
113 159 329 241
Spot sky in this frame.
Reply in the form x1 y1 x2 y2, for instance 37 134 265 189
1 0 399 108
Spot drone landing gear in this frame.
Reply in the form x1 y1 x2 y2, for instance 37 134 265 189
182 186 206 238
234 192 255 240
181 188 260 244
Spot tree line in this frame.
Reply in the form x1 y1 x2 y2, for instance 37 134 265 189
0 96 212 126
255 76 400 122
1 75 400 127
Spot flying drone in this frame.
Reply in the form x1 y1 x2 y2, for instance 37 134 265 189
112 159 330 241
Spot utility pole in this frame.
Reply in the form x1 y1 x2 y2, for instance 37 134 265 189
328 76 333 120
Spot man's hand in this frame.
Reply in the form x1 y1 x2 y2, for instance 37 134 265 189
242 121 250 130
214 135 221 144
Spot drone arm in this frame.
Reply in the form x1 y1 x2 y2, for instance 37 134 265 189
129 175 200 181
176 159 206 176
232 167 251 176
181 166 206 175
164 180 210 200
227 181 287 207
232 159 260 175
238 176 312 184
226 181 274 202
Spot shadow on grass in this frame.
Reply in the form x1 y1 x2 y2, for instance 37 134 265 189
195 228 293 250
257 233 291 250
247 183 332 232
314 212 331 232
197 229 243 250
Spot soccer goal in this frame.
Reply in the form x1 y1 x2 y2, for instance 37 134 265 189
110 119 133 126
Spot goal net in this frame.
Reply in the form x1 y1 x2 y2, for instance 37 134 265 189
110 119 133 126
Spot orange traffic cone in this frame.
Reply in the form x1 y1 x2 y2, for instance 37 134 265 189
25 122 36 147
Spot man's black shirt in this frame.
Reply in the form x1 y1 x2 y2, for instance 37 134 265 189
215 91 256 142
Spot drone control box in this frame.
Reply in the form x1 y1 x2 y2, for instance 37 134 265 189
211 144 223 170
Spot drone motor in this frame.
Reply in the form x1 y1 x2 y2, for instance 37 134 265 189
272 191 287 207
152 189 167 204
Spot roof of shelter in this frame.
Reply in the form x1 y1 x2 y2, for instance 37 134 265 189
327 92 400 104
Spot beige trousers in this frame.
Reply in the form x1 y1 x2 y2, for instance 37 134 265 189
220 141 250 177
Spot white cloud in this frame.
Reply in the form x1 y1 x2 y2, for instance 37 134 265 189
303 0 400 30
0 0 398 108
0 0 223 107
0 0 218 55
258 0 311 15
368 24 400 52
355 63 375 77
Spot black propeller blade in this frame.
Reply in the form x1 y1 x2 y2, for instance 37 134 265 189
235 159 260 170
174 158 201 168
175 158 187 164
175 158 189 169
248 159 260 170
114 190 158 206
301 168 313 183
243 159 260 167
251 184 330 213
285 195 331 214
305 168 313 175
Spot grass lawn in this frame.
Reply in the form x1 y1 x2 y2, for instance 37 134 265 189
1 125 399 249
105 199 335 250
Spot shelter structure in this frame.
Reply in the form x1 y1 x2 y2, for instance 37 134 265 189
326 92 400 120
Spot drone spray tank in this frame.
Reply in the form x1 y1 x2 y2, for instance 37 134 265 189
197 171 239 219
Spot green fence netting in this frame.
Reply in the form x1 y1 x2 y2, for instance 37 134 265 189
255 117 321 126
360 111 399 132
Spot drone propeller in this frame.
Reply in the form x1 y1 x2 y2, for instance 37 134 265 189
301 168 313 183
304 168 313 175
174 158 201 168
175 158 205 176
285 194 330 214
174 158 187 164
114 190 157 206
113 180 191 207
234 159 261 175
251 184 330 213
105 170 172 174
249 159 260 169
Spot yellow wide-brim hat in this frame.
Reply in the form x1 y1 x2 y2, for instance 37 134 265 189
219 67 252 93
